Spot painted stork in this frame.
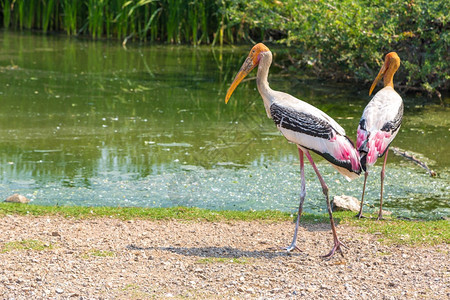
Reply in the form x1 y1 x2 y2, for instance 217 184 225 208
225 43 361 258
356 52 403 220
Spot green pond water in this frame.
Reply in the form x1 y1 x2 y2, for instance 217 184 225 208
0 32 448 219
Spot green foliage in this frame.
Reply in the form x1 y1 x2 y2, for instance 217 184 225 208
223 0 449 94
0 0 447 92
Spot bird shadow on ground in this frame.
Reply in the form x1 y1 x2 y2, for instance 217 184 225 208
126 244 305 259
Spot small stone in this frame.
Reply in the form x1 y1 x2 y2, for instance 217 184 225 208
5 194 30 204
51 232 61 237
55 288 64 294
380 210 392 216
332 195 360 212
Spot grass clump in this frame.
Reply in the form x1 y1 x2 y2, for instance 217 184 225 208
341 211 449 246
0 202 318 222
2 239 53 253
83 249 116 258
196 257 250 264
0 203 448 246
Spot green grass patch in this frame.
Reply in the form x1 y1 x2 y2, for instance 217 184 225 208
82 249 115 258
120 283 151 299
2 239 53 253
196 257 250 264
0 202 325 223
341 211 449 246
0 203 447 246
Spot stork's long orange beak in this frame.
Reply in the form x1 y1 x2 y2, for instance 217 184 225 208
369 62 387 96
225 56 256 104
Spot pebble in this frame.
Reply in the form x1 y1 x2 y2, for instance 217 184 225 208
55 288 64 294
4 194 30 203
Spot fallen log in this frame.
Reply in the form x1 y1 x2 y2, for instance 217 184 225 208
391 147 437 177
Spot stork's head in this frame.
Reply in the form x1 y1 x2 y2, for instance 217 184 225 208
225 43 270 103
369 52 401 95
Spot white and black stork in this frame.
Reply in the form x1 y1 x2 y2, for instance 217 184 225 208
225 43 361 258
356 52 403 220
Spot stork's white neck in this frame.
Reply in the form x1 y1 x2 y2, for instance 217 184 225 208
256 51 275 118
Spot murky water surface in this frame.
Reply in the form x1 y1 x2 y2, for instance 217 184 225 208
0 32 448 218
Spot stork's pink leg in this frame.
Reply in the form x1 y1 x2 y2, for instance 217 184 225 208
304 151 346 258
284 147 306 252
356 171 369 219
377 148 389 220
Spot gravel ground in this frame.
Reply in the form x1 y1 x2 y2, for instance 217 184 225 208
0 215 448 299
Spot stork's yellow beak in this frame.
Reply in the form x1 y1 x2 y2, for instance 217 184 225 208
369 63 387 96
225 57 256 104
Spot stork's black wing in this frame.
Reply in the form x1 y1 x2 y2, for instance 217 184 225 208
270 103 334 140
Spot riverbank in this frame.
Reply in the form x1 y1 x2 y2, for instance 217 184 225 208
0 205 448 298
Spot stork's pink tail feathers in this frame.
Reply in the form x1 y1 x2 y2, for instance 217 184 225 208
326 135 361 181
358 129 391 171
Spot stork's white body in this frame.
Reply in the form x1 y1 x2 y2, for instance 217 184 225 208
256 51 361 180
355 54 404 220
357 86 403 169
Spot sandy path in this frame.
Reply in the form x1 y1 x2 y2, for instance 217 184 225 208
0 215 448 299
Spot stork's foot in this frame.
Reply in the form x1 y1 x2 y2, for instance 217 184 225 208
321 240 347 259
355 212 367 219
282 244 302 253
376 210 385 220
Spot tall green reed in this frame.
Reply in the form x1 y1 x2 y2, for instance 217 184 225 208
1 0 12 28
88 0 105 38
0 0 241 45
62 0 78 35
42 0 55 33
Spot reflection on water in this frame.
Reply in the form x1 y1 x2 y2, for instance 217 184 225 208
0 32 448 218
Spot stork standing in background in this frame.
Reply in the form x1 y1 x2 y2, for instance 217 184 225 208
225 43 361 258
356 52 403 220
